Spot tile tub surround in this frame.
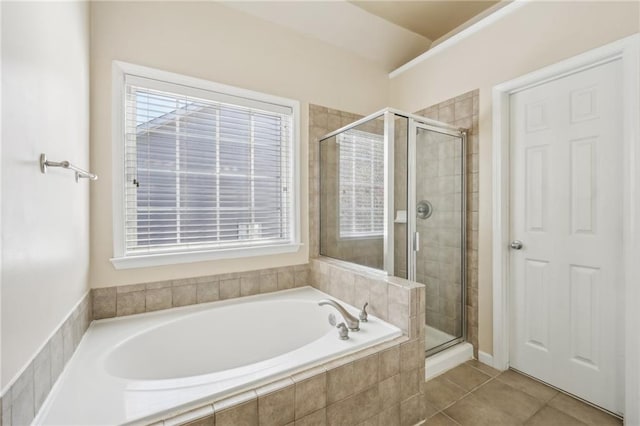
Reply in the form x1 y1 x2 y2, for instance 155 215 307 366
1 292 92 426
307 256 427 423
309 105 364 260
92 264 310 320
148 336 426 426
414 90 480 356
318 117 386 270
309 257 426 341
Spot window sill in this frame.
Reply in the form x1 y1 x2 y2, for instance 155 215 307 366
110 243 303 270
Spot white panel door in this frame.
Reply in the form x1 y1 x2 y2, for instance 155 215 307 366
509 59 623 414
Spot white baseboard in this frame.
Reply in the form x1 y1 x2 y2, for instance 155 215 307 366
478 350 496 369
425 342 474 380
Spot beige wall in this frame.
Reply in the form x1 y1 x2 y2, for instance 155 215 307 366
90 1 390 288
389 1 640 354
1 1 90 389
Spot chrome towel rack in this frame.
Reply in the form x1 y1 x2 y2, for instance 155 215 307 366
40 153 98 182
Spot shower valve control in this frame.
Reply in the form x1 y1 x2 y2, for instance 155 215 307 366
417 200 433 219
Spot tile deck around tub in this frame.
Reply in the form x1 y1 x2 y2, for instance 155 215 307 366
424 361 622 426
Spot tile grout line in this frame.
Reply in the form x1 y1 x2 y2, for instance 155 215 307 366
524 402 551 425
510 367 623 422
424 361 496 417
464 360 501 378
428 367 507 424
462 373 546 424
426 364 621 426
440 410 462 425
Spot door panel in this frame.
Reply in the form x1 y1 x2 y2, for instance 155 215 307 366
523 259 550 351
569 265 600 369
509 59 623 414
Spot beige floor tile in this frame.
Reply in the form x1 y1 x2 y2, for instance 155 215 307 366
424 413 460 426
424 399 440 420
524 406 586 426
472 379 544 422
424 376 467 410
444 394 520 426
495 370 558 403
547 393 622 426
440 364 491 392
465 360 501 377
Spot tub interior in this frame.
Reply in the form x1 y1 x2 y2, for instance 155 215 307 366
105 299 331 380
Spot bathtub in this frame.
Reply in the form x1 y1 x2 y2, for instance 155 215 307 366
36 287 402 425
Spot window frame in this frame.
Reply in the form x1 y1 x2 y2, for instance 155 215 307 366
111 61 301 269
337 130 385 240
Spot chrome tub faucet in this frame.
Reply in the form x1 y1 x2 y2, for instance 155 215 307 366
318 299 360 331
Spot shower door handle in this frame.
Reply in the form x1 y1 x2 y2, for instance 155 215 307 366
413 232 420 252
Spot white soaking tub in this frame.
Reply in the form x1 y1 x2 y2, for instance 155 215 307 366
36 287 401 425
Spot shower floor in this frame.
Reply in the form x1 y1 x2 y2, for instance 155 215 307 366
425 325 457 351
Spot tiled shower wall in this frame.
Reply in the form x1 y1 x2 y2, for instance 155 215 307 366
311 106 404 273
318 115 385 269
414 128 464 338
414 90 480 355
309 105 359 258
394 117 409 279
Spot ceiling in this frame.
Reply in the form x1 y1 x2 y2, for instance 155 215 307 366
224 1 505 71
350 1 501 42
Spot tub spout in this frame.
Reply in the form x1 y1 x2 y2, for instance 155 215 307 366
318 299 360 331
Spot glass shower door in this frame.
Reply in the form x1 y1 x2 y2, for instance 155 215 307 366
410 124 466 354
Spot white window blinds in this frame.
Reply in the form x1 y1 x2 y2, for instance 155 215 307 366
123 75 294 255
338 130 384 238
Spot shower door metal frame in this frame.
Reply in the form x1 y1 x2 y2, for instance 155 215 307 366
319 108 461 277
408 120 468 356
383 112 395 275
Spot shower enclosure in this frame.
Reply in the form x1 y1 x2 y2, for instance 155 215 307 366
319 109 466 356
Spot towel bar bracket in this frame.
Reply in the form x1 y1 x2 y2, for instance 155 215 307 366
39 153 98 182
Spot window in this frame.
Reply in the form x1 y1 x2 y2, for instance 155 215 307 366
338 129 384 238
111 63 299 268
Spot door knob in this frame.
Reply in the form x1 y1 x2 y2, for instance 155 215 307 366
510 240 523 250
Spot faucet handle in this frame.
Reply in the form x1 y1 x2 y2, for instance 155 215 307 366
336 322 349 340
359 302 369 322
328 313 337 327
